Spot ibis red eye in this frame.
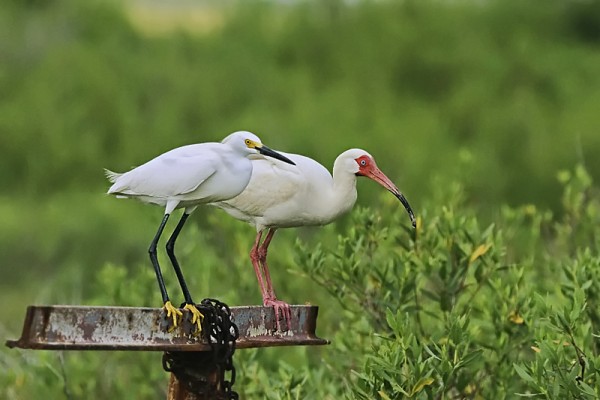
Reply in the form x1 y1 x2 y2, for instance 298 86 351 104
356 156 369 168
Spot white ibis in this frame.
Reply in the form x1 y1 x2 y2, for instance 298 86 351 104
105 131 295 333
212 148 415 330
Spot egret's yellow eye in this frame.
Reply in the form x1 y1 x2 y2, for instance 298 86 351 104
245 139 254 148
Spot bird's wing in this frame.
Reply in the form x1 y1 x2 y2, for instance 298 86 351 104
108 148 219 198
217 153 308 218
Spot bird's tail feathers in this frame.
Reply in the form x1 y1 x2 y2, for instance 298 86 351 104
104 168 122 183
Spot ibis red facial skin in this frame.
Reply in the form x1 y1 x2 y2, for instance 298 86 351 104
213 148 416 331
354 155 416 227
105 131 295 334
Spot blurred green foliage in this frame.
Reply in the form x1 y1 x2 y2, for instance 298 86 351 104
2 0 600 398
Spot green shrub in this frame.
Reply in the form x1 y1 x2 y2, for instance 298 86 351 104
3 0 600 398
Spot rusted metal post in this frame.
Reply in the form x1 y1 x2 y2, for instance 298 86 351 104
6 305 326 350
165 351 225 400
7 305 328 399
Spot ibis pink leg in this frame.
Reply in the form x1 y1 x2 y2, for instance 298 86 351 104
258 228 292 331
258 228 278 299
250 231 269 302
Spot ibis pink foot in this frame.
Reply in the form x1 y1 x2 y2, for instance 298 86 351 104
264 297 292 332
255 228 292 331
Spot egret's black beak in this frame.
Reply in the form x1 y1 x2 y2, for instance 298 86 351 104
257 145 296 165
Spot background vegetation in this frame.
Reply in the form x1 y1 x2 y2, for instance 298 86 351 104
1 0 600 398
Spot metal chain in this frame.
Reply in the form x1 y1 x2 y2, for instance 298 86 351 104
162 298 239 399
200 298 239 400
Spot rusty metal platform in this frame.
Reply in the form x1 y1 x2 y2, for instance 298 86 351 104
6 305 328 351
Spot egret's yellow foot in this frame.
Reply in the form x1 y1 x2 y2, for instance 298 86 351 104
163 301 183 332
183 303 204 335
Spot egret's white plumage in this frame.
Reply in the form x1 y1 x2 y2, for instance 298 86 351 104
212 148 416 330
106 131 284 213
106 131 295 333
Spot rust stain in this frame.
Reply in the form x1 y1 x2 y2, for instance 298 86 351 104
6 305 328 351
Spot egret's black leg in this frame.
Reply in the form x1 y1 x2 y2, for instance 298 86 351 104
165 212 204 335
149 213 171 303
165 212 194 304
150 213 183 331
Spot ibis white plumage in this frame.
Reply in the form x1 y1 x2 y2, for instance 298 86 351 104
212 148 416 330
105 131 295 333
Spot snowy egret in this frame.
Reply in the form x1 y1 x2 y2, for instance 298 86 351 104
105 131 295 333
212 148 415 330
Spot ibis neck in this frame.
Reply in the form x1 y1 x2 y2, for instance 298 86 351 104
317 162 358 223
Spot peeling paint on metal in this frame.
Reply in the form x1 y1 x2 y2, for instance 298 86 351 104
6 305 328 351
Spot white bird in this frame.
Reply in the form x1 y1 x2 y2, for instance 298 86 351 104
105 131 295 333
212 148 415 331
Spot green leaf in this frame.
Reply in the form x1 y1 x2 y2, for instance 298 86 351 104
578 381 597 397
410 377 434 396
513 363 535 383
378 390 392 400
459 349 483 368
